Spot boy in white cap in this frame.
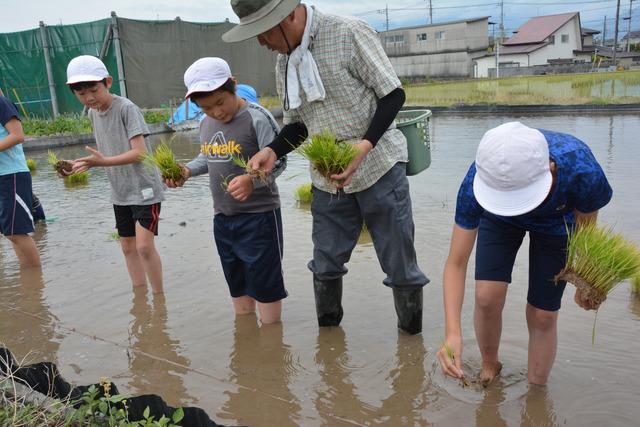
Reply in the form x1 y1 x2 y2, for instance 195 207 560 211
66 55 165 294
437 122 613 386
166 57 300 324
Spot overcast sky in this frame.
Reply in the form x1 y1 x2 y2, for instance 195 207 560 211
2 0 638 36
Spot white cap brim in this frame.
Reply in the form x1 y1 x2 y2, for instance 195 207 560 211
473 171 553 217
185 80 226 99
66 74 107 85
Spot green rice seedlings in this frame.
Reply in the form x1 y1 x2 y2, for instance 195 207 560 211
294 183 313 204
441 340 470 387
231 154 268 184
110 231 120 241
555 222 640 307
26 158 37 172
296 131 358 182
143 141 183 181
64 171 89 186
47 150 73 176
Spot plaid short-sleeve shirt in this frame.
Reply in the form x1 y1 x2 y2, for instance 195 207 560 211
276 8 408 194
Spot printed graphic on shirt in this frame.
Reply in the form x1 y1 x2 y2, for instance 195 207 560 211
201 131 242 161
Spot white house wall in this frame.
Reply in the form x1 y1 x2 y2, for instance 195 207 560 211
390 51 471 78
528 18 582 65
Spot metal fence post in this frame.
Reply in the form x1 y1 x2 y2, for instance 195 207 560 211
39 21 59 118
110 12 127 98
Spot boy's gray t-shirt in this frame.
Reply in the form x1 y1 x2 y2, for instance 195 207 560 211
186 102 285 216
89 95 164 205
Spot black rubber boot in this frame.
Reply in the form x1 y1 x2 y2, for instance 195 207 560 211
313 275 344 327
393 287 423 335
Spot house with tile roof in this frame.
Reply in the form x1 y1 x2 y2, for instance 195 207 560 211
474 12 592 78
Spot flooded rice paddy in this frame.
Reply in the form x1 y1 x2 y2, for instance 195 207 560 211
1 113 640 426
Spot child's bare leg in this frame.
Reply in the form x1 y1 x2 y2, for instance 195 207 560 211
7 234 41 268
526 303 558 385
474 280 508 381
258 300 282 324
120 236 147 288
135 222 163 294
233 296 256 315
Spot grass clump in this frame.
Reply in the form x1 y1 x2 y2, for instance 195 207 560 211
47 150 73 176
64 171 89 186
143 141 183 181
143 109 170 124
296 131 358 182
26 158 37 172
555 223 640 307
294 183 313 204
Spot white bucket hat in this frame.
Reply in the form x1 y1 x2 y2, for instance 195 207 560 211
184 57 232 99
473 122 552 217
66 55 109 85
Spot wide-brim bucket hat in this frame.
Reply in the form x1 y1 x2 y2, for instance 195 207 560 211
222 0 301 43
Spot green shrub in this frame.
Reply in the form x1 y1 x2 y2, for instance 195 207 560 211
23 114 92 136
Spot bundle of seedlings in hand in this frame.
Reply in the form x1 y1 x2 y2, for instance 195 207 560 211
143 141 183 181
555 222 640 308
26 158 37 172
47 150 73 176
231 155 268 184
296 131 358 182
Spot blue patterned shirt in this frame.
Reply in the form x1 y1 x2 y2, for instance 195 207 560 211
455 129 613 235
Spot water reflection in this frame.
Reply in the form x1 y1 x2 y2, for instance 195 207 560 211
221 316 300 427
376 335 429 426
520 385 563 427
629 292 640 320
127 288 193 405
314 328 377 425
0 267 60 363
475 381 508 427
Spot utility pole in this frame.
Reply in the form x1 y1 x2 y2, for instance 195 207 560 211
429 0 433 24
382 4 389 32
603 15 607 45
627 0 634 52
496 0 504 78
613 0 621 64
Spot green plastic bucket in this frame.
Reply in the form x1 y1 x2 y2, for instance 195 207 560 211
396 109 432 176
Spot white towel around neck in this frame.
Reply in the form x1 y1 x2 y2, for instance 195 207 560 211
286 4 325 109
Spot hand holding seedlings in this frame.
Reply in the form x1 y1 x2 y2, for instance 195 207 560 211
164 164 191 188
73 146 107 172
47 150 75 177
247 147 277 175
330 139 373 188
227 174 254 202
437 337 465 380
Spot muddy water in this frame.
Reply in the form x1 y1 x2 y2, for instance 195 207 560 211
1 113 639 426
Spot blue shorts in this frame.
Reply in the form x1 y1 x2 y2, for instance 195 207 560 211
0 172 34 236
475 216 568 311
214 209 287 303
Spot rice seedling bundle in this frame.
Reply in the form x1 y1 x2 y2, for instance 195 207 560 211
26 159 37 172
555 222 640 307
294 183 313 204
143 141 183 181
231 155 268 184
296 131 358 181
64 171 89 185
47 150 73 176
632 275 640 294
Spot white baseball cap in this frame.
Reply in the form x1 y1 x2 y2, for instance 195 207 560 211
66 55 109 85
473 122 552 217
184 57 232 99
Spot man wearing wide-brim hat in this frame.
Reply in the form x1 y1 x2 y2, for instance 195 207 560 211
223 0 428 335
